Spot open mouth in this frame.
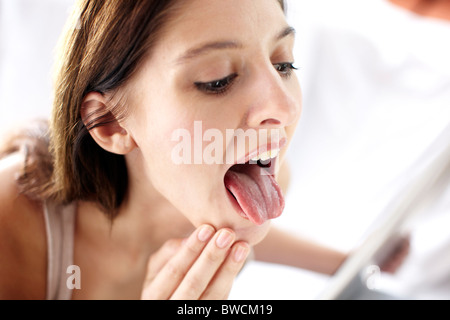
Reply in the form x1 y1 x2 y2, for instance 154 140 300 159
224 149 285 225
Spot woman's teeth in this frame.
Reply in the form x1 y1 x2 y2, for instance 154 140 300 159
250 148 280 162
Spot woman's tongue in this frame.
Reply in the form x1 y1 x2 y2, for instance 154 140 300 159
224 164 285 225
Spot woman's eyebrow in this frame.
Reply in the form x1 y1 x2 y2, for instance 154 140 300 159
175 26 295 65
176 41 242 65
277 26 296 40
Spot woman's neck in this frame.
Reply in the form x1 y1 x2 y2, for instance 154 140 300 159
75 155 194 261
108 148 194 251
76 198 192 255
73 197 193 300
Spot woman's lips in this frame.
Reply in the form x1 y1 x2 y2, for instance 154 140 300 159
221 136 288 225
235 137 287 165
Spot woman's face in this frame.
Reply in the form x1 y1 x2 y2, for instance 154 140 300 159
124 0 302 244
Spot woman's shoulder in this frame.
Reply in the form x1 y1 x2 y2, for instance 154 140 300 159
0 152 47 299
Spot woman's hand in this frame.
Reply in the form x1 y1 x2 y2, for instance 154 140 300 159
379 235 410 274
141 225 250 300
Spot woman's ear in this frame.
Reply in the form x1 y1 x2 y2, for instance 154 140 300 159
80 92 136 155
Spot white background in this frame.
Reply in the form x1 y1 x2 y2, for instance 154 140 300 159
1 0 449 299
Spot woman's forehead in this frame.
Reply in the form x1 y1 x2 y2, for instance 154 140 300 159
160 0 286 45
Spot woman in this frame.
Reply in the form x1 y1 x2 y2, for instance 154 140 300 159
0 0 392 300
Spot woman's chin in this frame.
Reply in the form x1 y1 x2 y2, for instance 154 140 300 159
235 221 272 246
188 189 273 245
196 216 271 246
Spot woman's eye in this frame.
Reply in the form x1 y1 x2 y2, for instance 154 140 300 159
195 73 238 95
274 62 297 78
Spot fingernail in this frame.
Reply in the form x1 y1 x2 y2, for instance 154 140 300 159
198 225 214 242
233 245 250 263
216 230 233 249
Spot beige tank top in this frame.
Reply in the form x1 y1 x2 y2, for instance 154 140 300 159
43 201 77 300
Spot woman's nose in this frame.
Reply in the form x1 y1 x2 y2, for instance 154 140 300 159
245 67 301 129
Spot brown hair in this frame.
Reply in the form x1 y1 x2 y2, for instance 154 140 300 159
1 0 286 219
51 0 180 218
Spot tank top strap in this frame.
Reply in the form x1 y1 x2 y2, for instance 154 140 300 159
43 201 76 300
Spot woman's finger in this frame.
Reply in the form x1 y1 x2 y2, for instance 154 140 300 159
144 238 184 282
200 241 250 300
170 228 236 300
141 224 215 300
